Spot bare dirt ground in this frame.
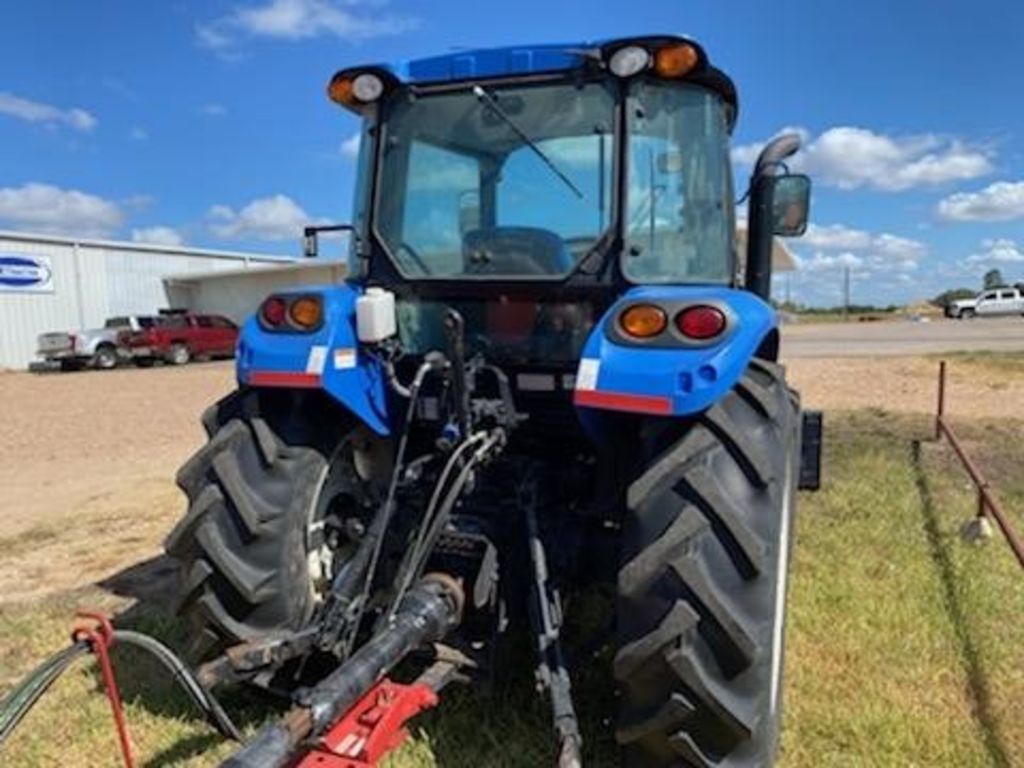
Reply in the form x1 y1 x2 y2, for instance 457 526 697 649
0 355 1020 603
0 362 234 601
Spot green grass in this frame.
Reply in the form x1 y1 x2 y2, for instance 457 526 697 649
2 411 1023 766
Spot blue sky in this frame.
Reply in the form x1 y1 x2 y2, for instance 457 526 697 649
1 0 1023 305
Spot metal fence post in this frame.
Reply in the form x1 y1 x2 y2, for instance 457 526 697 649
935 360 946 441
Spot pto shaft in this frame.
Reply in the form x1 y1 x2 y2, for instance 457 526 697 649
221 575 463 768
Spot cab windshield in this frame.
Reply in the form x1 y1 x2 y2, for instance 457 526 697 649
372 77 734 283
376 80 615 278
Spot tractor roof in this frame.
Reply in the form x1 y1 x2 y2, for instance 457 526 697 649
338 36 738 125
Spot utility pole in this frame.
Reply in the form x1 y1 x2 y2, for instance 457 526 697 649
842 266 851 322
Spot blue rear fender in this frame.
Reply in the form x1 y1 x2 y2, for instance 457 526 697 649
573 286 777 418
235 283 391 436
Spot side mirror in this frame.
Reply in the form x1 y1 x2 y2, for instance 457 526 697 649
771 174 811 237
302 229 318 259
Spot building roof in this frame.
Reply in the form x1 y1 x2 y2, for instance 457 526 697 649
162 259 347 284
0 229 297 263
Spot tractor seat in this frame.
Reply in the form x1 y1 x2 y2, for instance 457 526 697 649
462 227 573 276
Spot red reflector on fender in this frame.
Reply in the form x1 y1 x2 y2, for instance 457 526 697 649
249 371 321 388
574 389 673 415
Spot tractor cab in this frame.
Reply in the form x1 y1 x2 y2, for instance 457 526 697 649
304 37 795 369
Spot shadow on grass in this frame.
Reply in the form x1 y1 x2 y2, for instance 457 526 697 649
911 439 1011 768
141 732 224 768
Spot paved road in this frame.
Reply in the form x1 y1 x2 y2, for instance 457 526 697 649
781 317 1024 358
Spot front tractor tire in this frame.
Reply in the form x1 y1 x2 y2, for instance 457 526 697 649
167 389 376 656
615 360 799 767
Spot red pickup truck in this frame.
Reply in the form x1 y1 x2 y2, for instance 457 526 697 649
120 313 239 366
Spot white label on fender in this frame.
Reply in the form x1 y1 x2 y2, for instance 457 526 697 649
576 358 600 391
306 345 327 374
333 348 357 370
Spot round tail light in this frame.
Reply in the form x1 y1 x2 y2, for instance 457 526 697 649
289 296 323 329
620 304 668 339
261 296 287 327
676 306 726 340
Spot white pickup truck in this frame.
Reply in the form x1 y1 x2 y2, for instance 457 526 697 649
947 286 1024 319
36 315 163 370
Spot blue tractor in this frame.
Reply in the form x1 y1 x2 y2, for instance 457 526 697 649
169 35 821 767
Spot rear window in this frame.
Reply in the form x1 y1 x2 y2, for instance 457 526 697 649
138 317 163 328
104 317 131 329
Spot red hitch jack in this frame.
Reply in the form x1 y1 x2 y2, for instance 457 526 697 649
71 611 135 768
296 679 439 768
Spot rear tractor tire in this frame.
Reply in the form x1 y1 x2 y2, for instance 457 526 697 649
615 359 800 767
167 389 381 657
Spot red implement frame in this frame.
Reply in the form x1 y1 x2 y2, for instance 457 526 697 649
71 611 135 768
296 679 439 768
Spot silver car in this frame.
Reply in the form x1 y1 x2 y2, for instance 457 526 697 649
37 315 163 370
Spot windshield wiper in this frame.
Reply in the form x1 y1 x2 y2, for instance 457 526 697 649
472 85 584 200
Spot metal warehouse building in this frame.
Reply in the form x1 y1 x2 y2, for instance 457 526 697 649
0 230 310 370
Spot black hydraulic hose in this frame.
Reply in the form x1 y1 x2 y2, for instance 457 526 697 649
221 576 463 768
0 630 241 751
0 642 91 745
403 432 502 588
323 359 433 656
113 630 241 741
385 431 488 617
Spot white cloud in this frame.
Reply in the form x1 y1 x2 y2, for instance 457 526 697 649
197 0 416 53
201 103 228 117
129 126 148 141
966 238 1024 265
793 251 864 273
734 126 991 191
802 223 872 251
0 92 97 132
0 183 123 237
209 194 317 240
131 226 184 247
802 223 926 263
872 233 927 261
340 132 361 158
937 181 1024 222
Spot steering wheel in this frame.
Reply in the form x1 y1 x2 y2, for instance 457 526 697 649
396 242 432 276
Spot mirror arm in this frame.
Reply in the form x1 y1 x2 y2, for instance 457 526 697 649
302 224 356 259
745 132 804 301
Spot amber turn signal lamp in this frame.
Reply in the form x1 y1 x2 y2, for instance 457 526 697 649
328 75 356 106
620 304 668 338
654 43 699 78
289 296 323 329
